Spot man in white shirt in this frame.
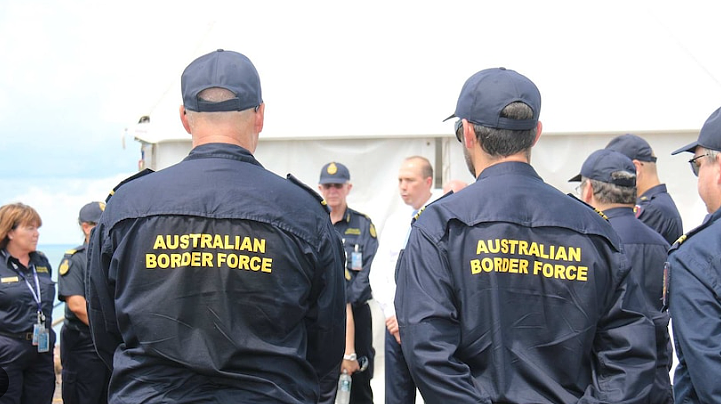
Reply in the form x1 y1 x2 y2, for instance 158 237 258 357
370 155 434 404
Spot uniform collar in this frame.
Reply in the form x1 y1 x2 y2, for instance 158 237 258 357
670 207 721 251
638 183 667 201
602 206 635 219
477 161 540 182
184 143 263 167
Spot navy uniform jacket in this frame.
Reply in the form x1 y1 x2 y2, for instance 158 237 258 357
668 208 721 403
605 207 672 404
0 250 55 334
395 162 656 404
636 184 683 245
87 143 347 404
58 244 89 331
333 208 378 306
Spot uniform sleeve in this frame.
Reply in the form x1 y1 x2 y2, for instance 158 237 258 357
346 219 379 306
395 226 483 402
638 203 682 246
86 222 122 370
668 251 721 403
305 220 347 384
57 253 86 300
579 254 657 404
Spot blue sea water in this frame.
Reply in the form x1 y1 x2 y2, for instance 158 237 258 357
38 243 77 335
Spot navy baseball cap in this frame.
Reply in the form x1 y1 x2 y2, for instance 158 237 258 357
672 106 721 154
319 162 350 184
181 49 262 112
569 149 636 187
79 201 105 224
605 134 657 163
444 67 541 130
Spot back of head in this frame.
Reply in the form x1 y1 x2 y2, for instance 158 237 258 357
447 67 541 157
572 149 637 205
181 49 262 114
79 201 106 225
605 134 656 163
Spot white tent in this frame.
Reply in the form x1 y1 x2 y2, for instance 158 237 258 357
128 0 721 234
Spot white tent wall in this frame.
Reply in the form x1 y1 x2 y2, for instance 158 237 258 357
135 128 704 239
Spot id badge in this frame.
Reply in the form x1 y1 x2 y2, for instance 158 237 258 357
351 251 362 271
37 328 50 353
32 323 41 346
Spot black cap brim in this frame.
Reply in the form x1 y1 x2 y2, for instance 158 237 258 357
568 173 582 182
443 113 457 122
671 140 699 155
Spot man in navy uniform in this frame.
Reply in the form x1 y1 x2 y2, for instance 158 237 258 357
606 133 683 244
395 67 656 403
318 162 378 404
87 49 346 404
668 106 721 403
571 149 672 403
58 201 111 404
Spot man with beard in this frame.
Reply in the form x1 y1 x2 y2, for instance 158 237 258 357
394 67 656 403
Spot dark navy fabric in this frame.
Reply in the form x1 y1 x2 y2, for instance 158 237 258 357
58 244 110 404
0 250 56 404
87 143 346 404
58 245 89 331
668 208 721 404
383 329 416 404
396 162 656 404
605 207 673 404
636 184 683 245
332 208 377 403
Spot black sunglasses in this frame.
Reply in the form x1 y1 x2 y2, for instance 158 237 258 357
689 153 714 177
454 119 463 143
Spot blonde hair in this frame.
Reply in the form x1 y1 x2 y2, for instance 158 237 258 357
0 203 42 250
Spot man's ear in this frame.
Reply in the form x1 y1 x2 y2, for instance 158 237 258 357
179 106 191 134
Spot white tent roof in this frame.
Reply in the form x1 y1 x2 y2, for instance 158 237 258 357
130 0 721 144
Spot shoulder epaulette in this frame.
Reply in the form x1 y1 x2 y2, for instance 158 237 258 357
64 249 78 255
106 168 155 202
286 173 330 213
566 193 609 221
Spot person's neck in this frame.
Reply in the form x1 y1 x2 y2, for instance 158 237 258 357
412 193 432 211
6 245 30 267
474 153 529 178
329 204 347 224
636 174 660 196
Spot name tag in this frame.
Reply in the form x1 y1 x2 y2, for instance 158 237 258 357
1 276 19 283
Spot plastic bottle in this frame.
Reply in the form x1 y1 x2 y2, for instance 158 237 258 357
334 370 352 404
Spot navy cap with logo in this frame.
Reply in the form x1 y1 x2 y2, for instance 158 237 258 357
444 67 541 130
181 49 263 113
79 201 105 224
672 106 721 154
605 134 657 163
569 149 636 187
319 162 350 184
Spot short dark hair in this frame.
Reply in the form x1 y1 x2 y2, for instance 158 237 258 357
472 102 537 158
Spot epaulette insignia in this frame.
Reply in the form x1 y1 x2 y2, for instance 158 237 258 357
64 249 77 255
593 208 609 221
369 223 377 238
59 259 70 276
106 168 155 202
413 206 427 223
674 234 687 246
345 268 351 281
287 173 330 213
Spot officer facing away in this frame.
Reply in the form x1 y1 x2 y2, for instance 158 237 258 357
87 49 346 404
58 201 111 404
317 162 378 404
571 149 672 404
605 133 683 245
668 106 721 403
394 67 656 403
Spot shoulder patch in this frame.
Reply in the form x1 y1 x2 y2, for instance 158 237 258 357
106 168 155 202
287 173 330 213
59 259 71 276
369 223 377 238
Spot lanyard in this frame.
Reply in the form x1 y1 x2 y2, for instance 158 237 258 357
11 261 43 315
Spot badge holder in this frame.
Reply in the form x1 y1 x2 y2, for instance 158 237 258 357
351 245 362 271
33 311 50 352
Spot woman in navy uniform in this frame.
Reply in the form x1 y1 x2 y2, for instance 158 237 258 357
0 203 56 404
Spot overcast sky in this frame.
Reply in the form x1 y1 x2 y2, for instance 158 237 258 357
1 0 720 244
